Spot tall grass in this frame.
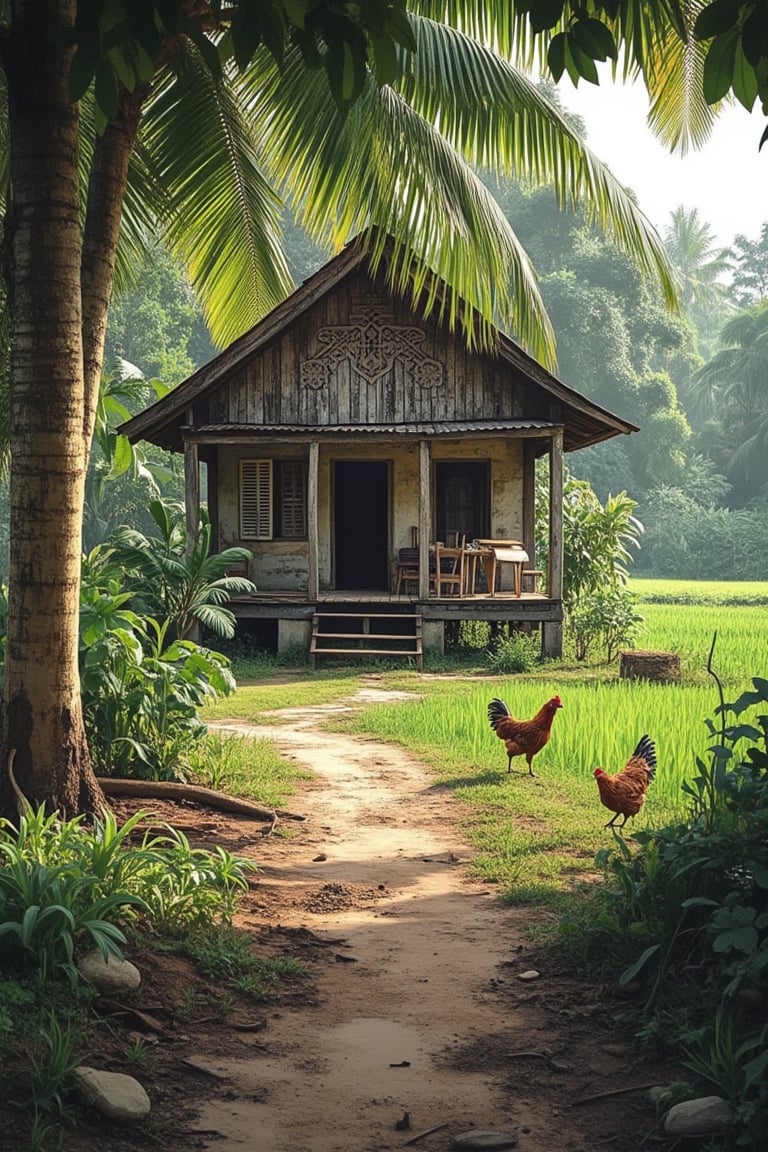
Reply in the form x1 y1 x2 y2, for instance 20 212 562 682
636 605 767 687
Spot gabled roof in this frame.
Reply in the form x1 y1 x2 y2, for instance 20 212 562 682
119 233 638 452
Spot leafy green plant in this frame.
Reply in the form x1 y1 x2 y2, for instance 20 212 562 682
28 1011 81 1120
0 807 254 986
0 840 147 985
110 501 255 641
486 629 540 674
81 609 236 780
132 826 254 928
122 1036 157 1072
84 359 173 553
566 585 644 662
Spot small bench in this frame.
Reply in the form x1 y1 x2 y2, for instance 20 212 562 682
521 569 543 593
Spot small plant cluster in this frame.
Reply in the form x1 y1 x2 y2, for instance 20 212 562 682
177 924 308 1002
486 628 540 675
0 806 254 987
537 468 645 663
566 585 644 663
559 667 768 1150
78 505 244 781
0 805 258 1149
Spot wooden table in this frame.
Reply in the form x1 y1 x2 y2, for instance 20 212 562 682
465 540 529 597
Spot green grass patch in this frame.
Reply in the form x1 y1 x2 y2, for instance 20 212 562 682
176 923 309 1002
629 577 768 605
189 732 312 808
202 673 363 721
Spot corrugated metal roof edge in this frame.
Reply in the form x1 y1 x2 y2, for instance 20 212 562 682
191 420 558 435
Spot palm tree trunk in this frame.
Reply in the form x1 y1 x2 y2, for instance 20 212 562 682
1 0 106 817
81 82 150 447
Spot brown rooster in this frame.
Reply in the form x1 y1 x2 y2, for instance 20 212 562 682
487 696 562 776
594 735 657 829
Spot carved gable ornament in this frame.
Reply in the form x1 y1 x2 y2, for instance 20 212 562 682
300 303 444 391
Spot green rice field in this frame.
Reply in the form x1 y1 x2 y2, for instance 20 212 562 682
628 577 768 605
635 602 767 687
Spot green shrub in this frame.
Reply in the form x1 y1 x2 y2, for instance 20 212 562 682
566 585 644 662
81 613 235 781
486 630 540 674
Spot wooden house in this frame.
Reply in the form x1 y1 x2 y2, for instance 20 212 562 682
119 235 637 666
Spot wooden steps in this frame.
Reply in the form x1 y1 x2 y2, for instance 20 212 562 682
310 611 423 670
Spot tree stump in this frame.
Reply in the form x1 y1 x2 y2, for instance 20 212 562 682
619 650 681 684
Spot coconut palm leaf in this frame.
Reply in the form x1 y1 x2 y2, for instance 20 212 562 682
444 0 711 157
641 14 717 154
399 17 675 298
138 44 294 349
239 32 674 363
244 48 548 355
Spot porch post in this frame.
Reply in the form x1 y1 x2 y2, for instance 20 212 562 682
522 440 536 561
183 420 200 560
418 439 431 600
308 441 319 599
543 430 564 658
183 422 201 643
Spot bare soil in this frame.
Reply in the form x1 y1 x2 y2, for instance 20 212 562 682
5 683 680 1152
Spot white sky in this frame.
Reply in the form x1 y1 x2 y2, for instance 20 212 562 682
555 76 768 249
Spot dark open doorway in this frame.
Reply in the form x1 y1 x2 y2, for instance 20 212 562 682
333 461 390 590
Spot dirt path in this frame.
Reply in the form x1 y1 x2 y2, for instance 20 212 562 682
174 687 668 1152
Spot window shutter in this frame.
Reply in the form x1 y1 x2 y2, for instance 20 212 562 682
240 460 272 539
280 461 307 537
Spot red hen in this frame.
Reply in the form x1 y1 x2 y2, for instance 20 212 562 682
594 735 657 829
487 696 562 777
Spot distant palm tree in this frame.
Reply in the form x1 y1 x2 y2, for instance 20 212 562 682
664 206 732 312
692 303 768 502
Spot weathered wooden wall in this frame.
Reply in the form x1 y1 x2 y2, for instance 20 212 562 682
206 269 532 429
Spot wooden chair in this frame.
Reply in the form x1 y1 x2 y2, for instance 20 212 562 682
394 547 421 594
432 536 465 597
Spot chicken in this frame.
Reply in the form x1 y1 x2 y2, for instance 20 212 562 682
594 735 657 829
487 696 562 776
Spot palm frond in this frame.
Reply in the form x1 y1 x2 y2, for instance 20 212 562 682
399 17 676 307
643 21 716 154
240 44 553 357
139 46 295 348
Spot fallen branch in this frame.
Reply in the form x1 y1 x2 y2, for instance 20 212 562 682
97 777 305 822
403 1122 450 1145
572 1082 662 1106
